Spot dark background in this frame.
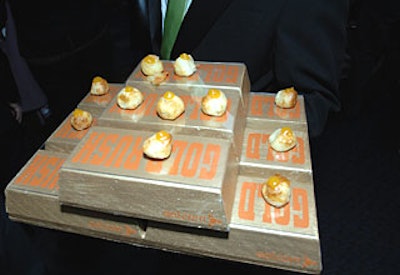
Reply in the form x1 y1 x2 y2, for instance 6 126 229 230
1 1 400 274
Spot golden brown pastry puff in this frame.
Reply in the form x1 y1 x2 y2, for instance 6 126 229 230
173 53 197 77
269 127 297 152
70 108 93 131
117 86 144 110
140 54 168 85
90 76 109 96
140 54 164 76
261 174 291 208
156 91 185 120
275 87 298 109
201 88 228 117
143 130 173 159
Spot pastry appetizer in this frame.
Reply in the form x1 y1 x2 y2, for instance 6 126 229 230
275 87 298 109
174 53 197 77
269 127 297 152
143 130 173 159
117 86 144 110
201 88 227 117
261 174 291 208
90 76 109 96
141 54 164 76
156 91 185 120
70 108 93 131
140 54 168 85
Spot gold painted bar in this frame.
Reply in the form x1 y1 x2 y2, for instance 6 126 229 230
44 112 98 154
58 126 239 231
97 82 247 157
5 152 320 274
5 150 146 242
45 83 123 154
77 83 123 117
145 172 321 274
240 121 312 176
126 61 250 108
246 92 307 127
4 60 320 274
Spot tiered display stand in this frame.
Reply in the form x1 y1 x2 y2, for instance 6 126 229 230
5 60 321 274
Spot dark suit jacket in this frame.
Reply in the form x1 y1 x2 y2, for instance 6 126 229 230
8 0 116 61
133 0 349 137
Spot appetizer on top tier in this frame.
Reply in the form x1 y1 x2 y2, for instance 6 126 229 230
275 87 298 109
90 76 109 96
156 91 185 120
174 53 197 77
261 174 291 208
269 127 297 152
140 54 164 76
70 109 93 131
140 54 168 85
117 86 144 110
143 130 173 159
201 88 228 117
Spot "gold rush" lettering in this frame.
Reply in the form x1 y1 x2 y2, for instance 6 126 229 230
108 93 229 123
71 131 221 180
14 154 65 190
133 63 240 84
238 181 309 229
249 95 301 119
71 131 143 170
245 133 305 164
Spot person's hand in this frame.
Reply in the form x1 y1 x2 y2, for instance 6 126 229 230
8 102 22 123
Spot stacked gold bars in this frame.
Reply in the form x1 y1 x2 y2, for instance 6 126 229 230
5 60 321 274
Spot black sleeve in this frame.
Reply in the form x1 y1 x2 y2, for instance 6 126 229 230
8 0 116 60
0 0 6 29
275 0 349 137
0 50 19 103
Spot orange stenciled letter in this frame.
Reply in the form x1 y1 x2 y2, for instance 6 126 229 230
250 96 275 117
225 66 239 84
14 154 44 185
291 137 305 164
212 65 225 83
91 133 118 166
30 156 51 187
41 156 64 189
202 64 213 82
124 136 143 170
293 188 309 228
104 135 132 168
47 159 64 190
274 204 290 226
238 181 257 221
199 144 220 180
169 140 187 175
72 131 104 164
246 133 261 159
249 95 264 116
181 143 203 178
